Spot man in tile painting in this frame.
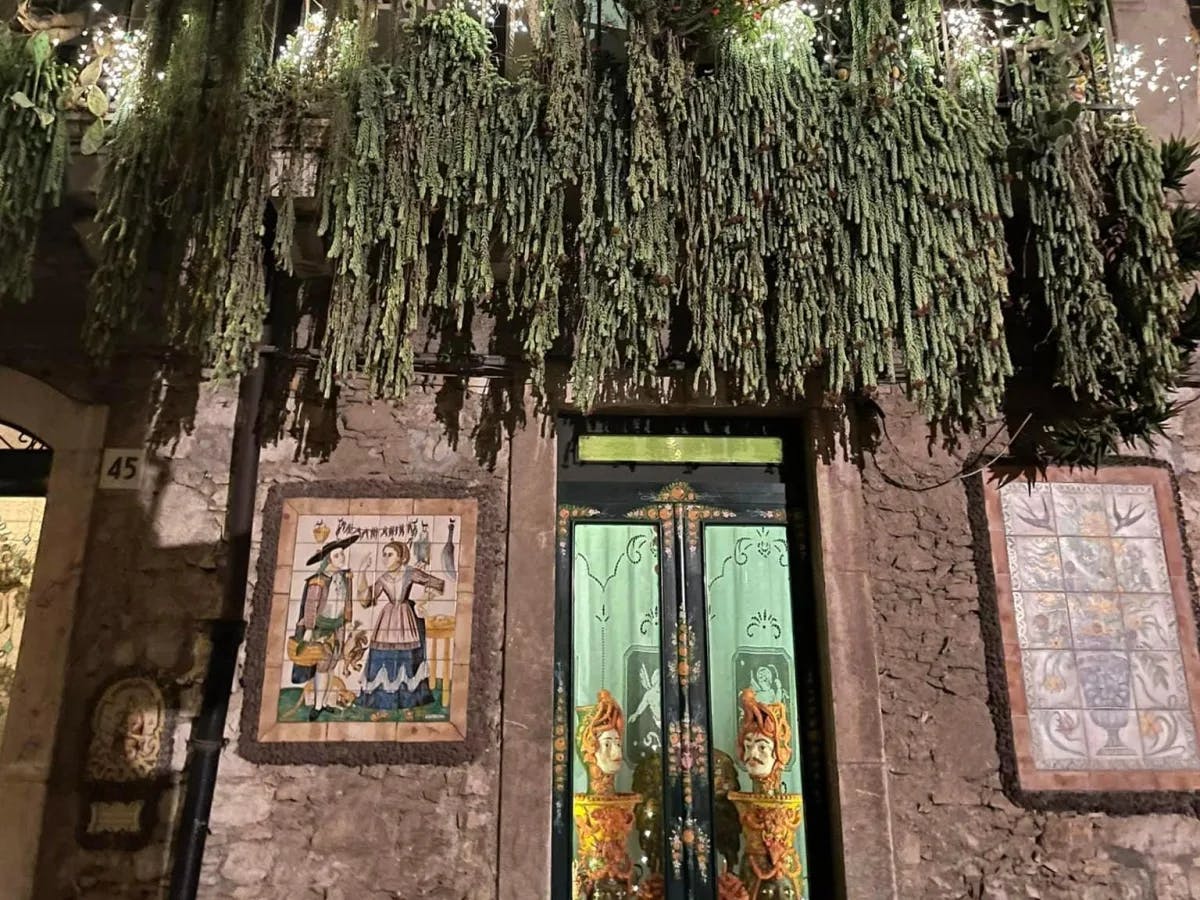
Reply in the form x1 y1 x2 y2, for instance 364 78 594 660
290 535 359 721
357 540 446 711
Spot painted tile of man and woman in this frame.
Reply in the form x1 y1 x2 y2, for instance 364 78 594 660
278 513 462 725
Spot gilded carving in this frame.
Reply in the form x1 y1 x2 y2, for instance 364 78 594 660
573 690 642 899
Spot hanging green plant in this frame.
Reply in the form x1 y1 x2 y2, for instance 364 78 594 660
0 28 70 304
0 0 1174 456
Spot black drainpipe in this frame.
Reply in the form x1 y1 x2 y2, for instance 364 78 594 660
170 192 281 895
168 318 272 899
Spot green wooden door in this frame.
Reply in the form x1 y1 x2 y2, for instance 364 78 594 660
551 421 829 900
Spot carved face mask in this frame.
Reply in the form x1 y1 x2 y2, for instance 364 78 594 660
742 732 776 780
596 728 623 775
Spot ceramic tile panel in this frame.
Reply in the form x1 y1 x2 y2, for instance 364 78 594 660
986 466 1200 793
247 495 479 749
1013 592 1071 648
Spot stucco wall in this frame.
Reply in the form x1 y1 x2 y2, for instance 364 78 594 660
863 387 1200 899
1112 1 1199 174
29 376 510 899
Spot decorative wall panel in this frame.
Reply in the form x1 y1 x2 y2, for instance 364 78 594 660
0 495 44 748
981 464 1200 794
241 492 479 762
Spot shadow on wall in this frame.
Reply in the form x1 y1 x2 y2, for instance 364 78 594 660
32 504 221 898
27 356 523 898
141 351 526 474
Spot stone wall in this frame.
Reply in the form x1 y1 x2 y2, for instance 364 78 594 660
29 375 509 899
863 387 1200 899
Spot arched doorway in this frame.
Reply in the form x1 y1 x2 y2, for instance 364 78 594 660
0 368 107 900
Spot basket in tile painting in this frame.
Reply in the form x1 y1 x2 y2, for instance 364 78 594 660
286 637 331 667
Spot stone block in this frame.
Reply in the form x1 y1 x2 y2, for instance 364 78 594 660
835 761 898 899
219 842 276 886
209 781 273 829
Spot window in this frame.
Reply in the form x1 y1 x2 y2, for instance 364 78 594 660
552 419 829 899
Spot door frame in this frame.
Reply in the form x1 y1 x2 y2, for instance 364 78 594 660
0 366 108 900
493 405 899 900
551 416 835 898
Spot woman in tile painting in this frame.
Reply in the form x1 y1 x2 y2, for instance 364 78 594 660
357 541 446 710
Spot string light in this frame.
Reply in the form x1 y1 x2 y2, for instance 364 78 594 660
745 1 818 65
465 0 530 38
76 14 148 110
274 9 356 80
52 0 1200 116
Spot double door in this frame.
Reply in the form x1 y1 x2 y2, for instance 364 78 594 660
553 477 818 899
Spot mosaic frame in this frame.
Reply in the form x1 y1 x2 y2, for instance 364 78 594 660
973 460 1200 812
240 479 499 765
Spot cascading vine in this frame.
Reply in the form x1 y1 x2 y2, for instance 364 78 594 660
2 0 1181 438
1009 43 1182 412
0 30 71 304
1097 121 1181 407
86 0 274 377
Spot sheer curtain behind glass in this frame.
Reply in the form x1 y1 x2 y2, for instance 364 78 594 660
703 524 808 898
572 523 665 893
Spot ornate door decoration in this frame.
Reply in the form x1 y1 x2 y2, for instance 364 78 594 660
554 482 813 900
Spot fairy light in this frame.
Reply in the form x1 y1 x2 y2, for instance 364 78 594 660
735 0 851 71
944 5 997 92
1093 40 1195 118
276 10 327 72
274 10 356 80
747 0 818 65
465 0 530 37
945 7 992 57
77 14 148 109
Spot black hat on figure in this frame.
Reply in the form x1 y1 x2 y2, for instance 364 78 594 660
305 533 360 567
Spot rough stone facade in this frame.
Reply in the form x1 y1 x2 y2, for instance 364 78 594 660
864 387 1200 899
26 377 508 899
5 3 1200 897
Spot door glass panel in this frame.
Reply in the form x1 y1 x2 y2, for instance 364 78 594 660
571 522 664 897
703 523 809 900
0 496 46 746
577 435 784 466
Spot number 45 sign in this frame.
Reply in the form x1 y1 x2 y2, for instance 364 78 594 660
98 449 145 490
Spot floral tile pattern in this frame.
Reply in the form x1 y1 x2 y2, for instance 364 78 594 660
1007 537 1064 591
996 477 1200 776
1013 592 1070 648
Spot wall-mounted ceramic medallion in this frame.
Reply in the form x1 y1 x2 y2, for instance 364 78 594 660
78 674 175 850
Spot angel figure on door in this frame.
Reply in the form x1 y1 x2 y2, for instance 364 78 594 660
628 663 662 754
749 664 788 707
357 541 445 710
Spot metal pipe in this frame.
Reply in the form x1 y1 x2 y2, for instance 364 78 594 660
168 326 271 899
